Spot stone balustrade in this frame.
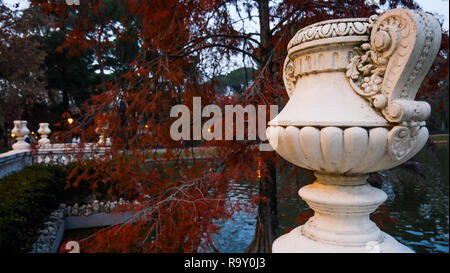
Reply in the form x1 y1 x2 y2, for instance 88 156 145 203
0 120 111 179
32 143 109 165
0 150 32 179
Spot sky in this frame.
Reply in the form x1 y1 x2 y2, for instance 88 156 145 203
414 0 449 30
2 0 449 75
3 0 449 30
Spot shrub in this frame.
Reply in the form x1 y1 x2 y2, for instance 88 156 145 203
0 162 127 252
0 164 69 252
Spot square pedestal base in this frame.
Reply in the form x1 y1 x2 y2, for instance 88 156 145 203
272 225 413 253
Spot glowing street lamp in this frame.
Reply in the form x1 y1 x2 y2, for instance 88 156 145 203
257 158 261 179
67 118 74 125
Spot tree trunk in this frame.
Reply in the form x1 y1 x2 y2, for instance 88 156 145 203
0 123 8 150
441 110 448 132
245 160 278 253
246 0 279 253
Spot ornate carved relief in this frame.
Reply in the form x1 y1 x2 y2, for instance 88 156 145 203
287 18 371 51
284 18 373 98
284 49 355 98
283 58 296 97
387 125 418 161
346 9 441 123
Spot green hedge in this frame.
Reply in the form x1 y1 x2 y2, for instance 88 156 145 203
0 162 123 252
0 164 70 252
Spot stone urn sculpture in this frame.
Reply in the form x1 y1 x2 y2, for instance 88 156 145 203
266 8 441 253
95 122 111 146
38 123 51 146
12 120 30 150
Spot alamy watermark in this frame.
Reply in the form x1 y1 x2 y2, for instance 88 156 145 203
170 97 278 151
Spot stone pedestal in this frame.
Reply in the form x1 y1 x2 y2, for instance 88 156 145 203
273 174 412 253
273 227 412 253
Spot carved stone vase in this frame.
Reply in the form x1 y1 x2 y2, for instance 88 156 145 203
95 123 111 146
12 120 30 150
266 8 441 253
38 123 51 146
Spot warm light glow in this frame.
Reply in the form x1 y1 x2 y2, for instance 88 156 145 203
31 131 34 135
257 158 262 179
11 133 15 138
208 128 212 133
67 118 74 125
35 136 38 140
145 124 149 128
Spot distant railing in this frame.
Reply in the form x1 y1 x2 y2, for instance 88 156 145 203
0 120 110 179
0 150 32 179
32 143 110 165
0 119 219 179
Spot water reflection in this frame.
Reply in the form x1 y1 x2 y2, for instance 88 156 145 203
382 144 449 253
212 183 256 253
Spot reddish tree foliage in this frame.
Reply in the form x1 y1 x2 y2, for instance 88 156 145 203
31 0 448 252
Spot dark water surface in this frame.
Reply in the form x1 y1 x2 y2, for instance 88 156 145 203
213 144 449 253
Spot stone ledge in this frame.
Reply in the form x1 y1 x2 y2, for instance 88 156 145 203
29 199 140 253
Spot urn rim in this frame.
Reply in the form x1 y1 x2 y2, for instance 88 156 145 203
287 17 371 56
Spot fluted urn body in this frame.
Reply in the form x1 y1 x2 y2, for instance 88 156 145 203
267 9 441 252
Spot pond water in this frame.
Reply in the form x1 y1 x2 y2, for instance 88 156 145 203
59 144 448 253
212 143 449 253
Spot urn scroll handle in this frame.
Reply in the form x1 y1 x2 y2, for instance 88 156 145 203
346 8 441 124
